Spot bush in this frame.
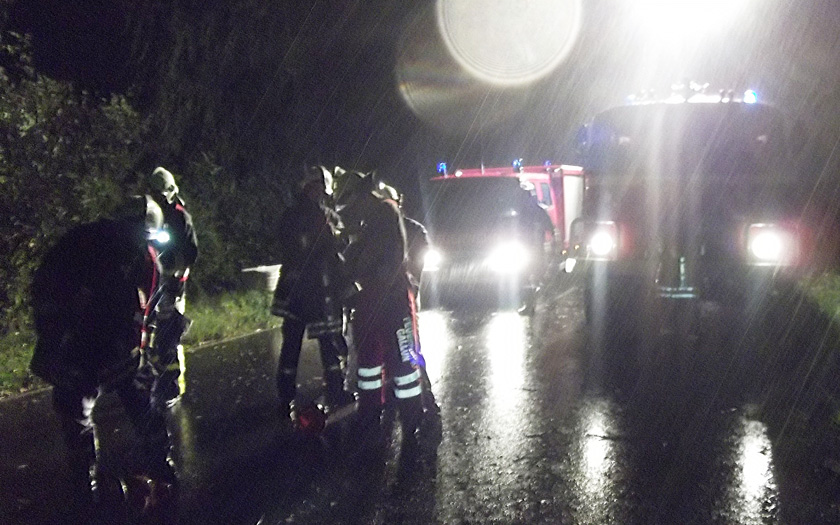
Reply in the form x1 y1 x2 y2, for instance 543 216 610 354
802 272 840 323
0 31 148 333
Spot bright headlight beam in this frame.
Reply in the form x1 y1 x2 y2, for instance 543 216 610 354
589 231 615 257
628 0 752 43
749 231 784 261
487 241 530 273
424 248 443 271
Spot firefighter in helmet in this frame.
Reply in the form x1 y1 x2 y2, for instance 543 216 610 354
375 182 429 294
30 196 177 520
145 166 198 409
271 165 354 421
373 182 439 414
332 168 430 463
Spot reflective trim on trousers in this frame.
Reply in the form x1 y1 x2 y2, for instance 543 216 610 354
394 384 423 399
357 365 383 378
358 378 384 390
394 369 421 386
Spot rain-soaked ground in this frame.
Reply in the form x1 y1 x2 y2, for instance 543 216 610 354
1 274 839 524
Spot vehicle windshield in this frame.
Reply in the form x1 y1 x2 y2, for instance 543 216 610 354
583 102 794 182
423 178 527 233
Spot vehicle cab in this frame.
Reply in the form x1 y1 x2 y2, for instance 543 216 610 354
419 161 583 313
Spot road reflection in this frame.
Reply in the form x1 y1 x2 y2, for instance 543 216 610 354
725 416 780 524
417 310 451 390
484 312 528 413
571 398 623 524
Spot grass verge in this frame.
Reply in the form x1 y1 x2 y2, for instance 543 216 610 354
801 272 840 323
0 289 280 399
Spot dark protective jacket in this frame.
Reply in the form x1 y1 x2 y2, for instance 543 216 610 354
272 194 346 330
154 198 198 277
343 195 409 292
30 219 158 387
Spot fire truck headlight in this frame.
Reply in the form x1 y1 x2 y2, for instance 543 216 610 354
589 230 616 258
747 224 798 265
749 231 784 262
487 241 530 274
423 248 443 272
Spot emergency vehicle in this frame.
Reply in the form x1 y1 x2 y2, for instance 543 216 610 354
419 161 583 313
567 84 839 340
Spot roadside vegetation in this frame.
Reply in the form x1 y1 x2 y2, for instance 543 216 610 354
0 28 285 398
801 272 840 322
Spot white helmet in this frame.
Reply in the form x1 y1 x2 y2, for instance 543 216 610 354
150 166 179 204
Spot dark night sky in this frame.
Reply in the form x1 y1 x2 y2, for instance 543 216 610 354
8 0 840 196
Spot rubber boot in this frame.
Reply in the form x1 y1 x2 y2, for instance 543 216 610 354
324 367 355 412
125 443 178 524
152 369 181 410
347 404 385 464
397 395 425 470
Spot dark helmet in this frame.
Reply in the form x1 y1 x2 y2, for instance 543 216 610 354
150 166 179 204
331 167 376 209
298 165 332 195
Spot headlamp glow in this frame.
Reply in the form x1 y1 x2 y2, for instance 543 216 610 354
148 229 171 244
423 248 443 271
486 241 530 274
747 224 798 265
589 230 616 257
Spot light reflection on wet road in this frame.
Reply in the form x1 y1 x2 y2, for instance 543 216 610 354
404 279 815 525
2 278 838 524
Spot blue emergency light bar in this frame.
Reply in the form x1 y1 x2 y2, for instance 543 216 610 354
437 162 448 175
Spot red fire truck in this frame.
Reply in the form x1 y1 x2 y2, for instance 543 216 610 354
567 86 839 341
419 161 583 313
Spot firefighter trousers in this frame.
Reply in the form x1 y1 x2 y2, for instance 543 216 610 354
145 279 190 407
276 316 348 408
352 286 424 443
52 373 173 509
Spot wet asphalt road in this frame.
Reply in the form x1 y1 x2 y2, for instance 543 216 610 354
2 274 839 524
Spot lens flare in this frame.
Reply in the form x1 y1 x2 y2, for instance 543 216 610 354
436 0 582 86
